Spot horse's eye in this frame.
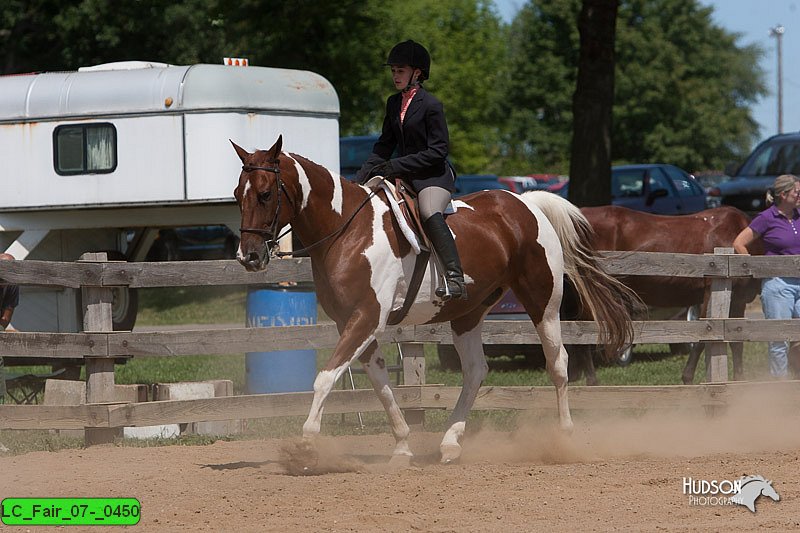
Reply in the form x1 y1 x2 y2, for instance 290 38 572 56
257 190 272 204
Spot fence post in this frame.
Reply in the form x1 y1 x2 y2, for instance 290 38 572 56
80 252 119 445
706 247 733 382
401 343 425 427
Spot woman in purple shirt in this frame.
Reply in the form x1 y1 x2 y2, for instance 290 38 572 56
734 174 800 378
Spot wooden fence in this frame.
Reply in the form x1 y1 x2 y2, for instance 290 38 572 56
2 250 800 440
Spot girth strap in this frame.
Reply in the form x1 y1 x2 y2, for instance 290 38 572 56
387 249 431 326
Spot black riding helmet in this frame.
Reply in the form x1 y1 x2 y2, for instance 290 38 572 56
385 40 431 81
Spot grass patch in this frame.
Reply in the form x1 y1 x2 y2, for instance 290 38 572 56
136 286 247 326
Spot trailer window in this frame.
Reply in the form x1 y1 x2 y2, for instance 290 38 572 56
54 123 117 175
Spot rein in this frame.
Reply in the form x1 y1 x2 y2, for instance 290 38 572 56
239 162 383 258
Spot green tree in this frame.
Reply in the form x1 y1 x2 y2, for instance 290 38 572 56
613 0 764 170
502 0 766 177
1 0 227 74
499 0 581 175
217 0 391 135
378 0 507 173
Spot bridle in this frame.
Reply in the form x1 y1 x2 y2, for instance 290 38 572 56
238 159 383 258
239 161 294 256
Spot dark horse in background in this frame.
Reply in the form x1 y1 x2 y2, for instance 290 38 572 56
232 136 638 464
577 205 760 384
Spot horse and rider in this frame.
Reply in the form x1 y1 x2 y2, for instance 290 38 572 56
232 41 638 465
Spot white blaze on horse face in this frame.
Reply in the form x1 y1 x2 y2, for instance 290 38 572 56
287 156 311 211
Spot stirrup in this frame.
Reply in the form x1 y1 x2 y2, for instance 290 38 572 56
435 279 467 301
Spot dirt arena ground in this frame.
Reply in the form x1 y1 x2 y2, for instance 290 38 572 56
2 398 799 533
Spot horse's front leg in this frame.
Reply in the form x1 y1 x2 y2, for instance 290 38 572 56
360 341 412 461
302 316 377 441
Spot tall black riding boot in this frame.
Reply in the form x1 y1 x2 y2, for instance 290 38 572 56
423 213 467 301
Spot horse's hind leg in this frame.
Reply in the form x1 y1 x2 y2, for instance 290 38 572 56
682 297 709 384
682 343 705 384
568 345 598 386
360 342 412 460
512 280 573 432
535 313 573 432
440 319 488 463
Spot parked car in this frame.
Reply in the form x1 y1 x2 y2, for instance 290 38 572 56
693 171 730 192
707 132 800 215
147 226 239 261
499 174 563 193
453 174 510 196
550 163 708 215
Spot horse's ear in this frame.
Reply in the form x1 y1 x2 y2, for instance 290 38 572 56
268 135 283 160
230 140 250 163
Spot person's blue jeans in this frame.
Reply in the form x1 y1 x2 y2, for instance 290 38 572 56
761 277 800 377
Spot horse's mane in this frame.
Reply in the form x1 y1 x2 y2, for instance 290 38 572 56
740 475 769 486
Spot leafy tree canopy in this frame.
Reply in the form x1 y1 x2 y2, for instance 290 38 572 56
500 0 766 174
0 0 766 174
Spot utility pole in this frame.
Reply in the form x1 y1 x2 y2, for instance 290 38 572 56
770 24 785 134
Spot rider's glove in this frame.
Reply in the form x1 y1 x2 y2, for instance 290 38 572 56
368 160 397 179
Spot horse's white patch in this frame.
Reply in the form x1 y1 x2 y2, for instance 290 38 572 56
287 155 311 211
327 167 343 215
364 198 405 328
452 200 475 211
506 191 564 318
243 180 252 197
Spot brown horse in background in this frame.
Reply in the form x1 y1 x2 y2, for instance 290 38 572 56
232 136 639 464
580 205 760 384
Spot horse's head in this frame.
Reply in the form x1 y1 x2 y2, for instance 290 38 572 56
232 135 294 271
760 479 780 502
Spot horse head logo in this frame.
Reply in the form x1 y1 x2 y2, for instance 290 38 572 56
731 475 780 513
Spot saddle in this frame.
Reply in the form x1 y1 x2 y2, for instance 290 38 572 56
364 176 457 253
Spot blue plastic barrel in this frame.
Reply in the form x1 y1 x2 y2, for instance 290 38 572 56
245 284 317 394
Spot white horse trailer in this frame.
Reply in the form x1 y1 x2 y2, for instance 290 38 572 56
0 61 340 332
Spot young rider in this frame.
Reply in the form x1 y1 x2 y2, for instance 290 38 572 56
355 40 466 300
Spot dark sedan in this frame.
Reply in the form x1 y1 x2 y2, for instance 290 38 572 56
551 163 708 215
707 132 800 215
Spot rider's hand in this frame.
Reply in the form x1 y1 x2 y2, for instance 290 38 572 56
368 160 396 179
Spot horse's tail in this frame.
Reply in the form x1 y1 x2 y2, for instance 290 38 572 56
521 190 641 361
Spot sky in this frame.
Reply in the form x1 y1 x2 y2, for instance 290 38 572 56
493 0 800 149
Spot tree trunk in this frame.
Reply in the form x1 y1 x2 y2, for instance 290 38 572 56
568 0 618 207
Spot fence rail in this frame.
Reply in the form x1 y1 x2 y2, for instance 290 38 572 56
1 250 797 437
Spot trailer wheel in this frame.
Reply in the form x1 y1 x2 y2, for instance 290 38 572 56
93 251 139 331
110 284 138 331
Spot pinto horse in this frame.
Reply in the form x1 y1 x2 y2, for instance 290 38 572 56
580 205 760 384
232 136 637 464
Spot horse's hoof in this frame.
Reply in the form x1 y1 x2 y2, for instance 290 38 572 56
440 444 462 464
280 438 319 475
388 454 412 469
